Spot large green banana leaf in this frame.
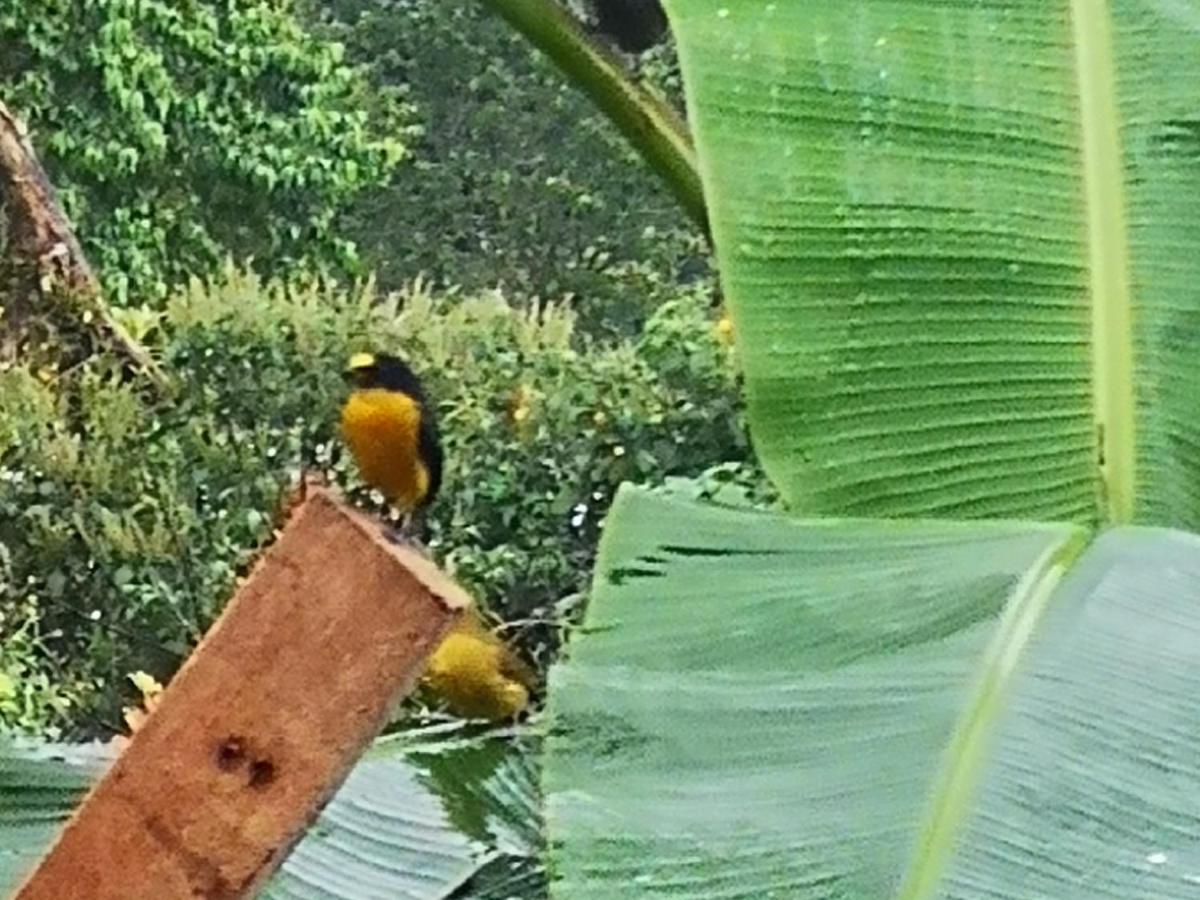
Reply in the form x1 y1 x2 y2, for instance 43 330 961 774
545 486 1200 899
0 729 542 899
541 5 1200 898
666 0 1200 525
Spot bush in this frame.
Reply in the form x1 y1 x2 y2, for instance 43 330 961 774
0 268 751 737
304 0 713 338
0 0 409 303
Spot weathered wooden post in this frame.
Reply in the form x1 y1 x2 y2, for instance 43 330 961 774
13 483 466 899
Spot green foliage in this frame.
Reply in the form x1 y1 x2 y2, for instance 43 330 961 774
0 267 750 736
305 0 711 338
0 599 79 741
664 0 1200 525
0 0 409 303
548 487 1200 899
474 0 704 232
419 287 744 617
535 5 1200 897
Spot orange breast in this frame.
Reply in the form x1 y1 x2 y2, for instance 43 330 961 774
340 388 430 512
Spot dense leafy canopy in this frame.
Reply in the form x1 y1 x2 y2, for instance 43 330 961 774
0 269 744 735
309 0 709 337
0 0 407 301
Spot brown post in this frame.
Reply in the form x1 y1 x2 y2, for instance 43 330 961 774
13 484 467 900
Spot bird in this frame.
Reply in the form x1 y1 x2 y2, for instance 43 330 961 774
423 612 538 722
340 351 443 536
339 350 534 722
591 0 668 53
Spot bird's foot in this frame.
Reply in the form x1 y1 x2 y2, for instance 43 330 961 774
382 521 429 556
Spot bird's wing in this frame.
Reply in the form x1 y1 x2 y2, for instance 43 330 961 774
453 608 538 690
417 410 443 504
498 645 539 691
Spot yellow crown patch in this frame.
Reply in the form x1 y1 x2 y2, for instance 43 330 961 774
347 352 376 371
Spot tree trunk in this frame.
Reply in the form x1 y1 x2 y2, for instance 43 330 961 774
0 101 166 390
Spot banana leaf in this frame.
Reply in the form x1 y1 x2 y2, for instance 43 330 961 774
665 0 1200 524
545 486 1200 899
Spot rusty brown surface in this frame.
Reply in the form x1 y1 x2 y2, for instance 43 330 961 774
13 485 468 900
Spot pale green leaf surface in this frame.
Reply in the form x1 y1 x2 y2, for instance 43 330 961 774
407 734 543 860
544 487 1079 898
0 743 99 892
405 732 547 898
546 488 1200 897
665 0 1200 525
934 527 1200 899
0 733 539 900
261 757 478 900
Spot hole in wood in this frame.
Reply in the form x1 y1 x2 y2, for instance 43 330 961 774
216 737 246 771
248 759 276 789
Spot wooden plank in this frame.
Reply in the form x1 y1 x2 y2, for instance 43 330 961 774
13 483 467 900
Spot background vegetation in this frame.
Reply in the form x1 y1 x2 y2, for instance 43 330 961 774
0 0 709 330
0 267 750 737
0 0 750 742
0 0 409 302
306 0 708 337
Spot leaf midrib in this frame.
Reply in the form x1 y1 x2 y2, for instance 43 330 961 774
897 6 1133 892
895 528 1090 900
1072 0 1135 526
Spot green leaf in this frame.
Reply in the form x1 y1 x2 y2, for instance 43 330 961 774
545 486 1200 898
0 743 98 889
663 0 1200 526
0 731 541 899
914 527 1200 899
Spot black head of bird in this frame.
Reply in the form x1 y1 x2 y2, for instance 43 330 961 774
343 351 429 401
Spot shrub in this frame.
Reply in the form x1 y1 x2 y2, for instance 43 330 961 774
0 268 751 736
0 0 410 303
304 0 712 338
